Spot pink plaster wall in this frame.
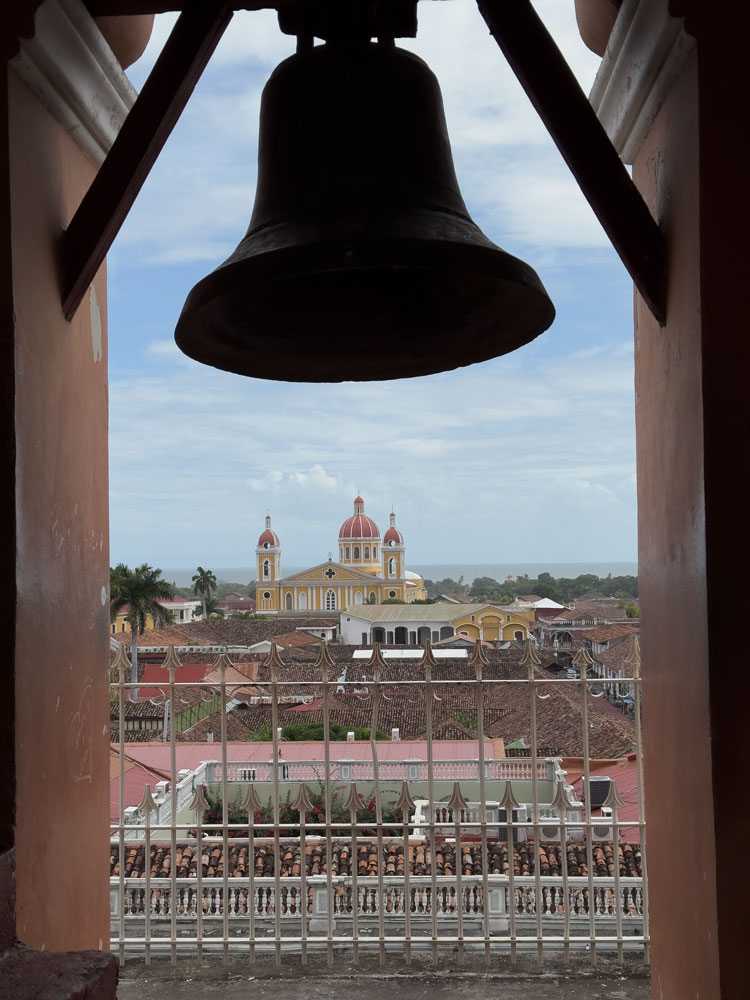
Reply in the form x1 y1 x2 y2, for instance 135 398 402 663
10 68 110 951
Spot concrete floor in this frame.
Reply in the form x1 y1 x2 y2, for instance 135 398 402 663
118 963 651 999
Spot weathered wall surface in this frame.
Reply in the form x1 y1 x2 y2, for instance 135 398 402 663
633 47 722 998
10 66 110 950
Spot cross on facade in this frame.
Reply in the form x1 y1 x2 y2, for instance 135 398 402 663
324 567 336 580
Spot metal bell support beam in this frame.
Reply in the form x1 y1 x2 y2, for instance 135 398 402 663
64 0 666 326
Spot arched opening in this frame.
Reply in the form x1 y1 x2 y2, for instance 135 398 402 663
354 591 363 604
373 627 385 643
388 556 396 577
298 592 307 610
353 546 360 560
369 591 376 603
263 559 270 579
394 626 408 643
325 589 336 610
364 546 370 559
345 546 350 560
439 626 454 639
417 626 431 644
285 593 293 610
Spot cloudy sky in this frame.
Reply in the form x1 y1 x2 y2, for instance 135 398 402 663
107 1 637 572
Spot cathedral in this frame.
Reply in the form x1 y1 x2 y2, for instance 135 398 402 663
255 496 426 612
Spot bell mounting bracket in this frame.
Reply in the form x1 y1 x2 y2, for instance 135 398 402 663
64 0 666 325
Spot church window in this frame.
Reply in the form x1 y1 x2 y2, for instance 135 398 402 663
373 546 377 559
364 546 370 559
325 589 336 610
263 559 270 579
263 591 271 600
285 593 293 610
345 546 350 560
354 592 363 604
389 590 397 599
354 546 360 560
388 556 396 577
369 592 376 603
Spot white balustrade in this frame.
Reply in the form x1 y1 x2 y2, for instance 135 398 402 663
112 874 643 923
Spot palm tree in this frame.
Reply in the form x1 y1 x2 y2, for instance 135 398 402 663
110 563 174 701
192 565 217 618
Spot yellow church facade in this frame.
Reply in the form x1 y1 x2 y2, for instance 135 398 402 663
255 497 425 612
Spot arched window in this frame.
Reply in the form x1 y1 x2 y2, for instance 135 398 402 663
353 546 360 560
263 559 270 579
364 546 370 560
345 546 350 560
369 592 376 603
373 546 377 560
325 589 336 610
354 591 363 604
388 556 396 577
285 593 293 610
298 592 307 610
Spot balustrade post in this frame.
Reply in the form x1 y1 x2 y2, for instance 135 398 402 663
310 882 333 934
487 884 508 934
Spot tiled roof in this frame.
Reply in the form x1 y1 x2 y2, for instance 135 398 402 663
587 624 640 644
113 618 339 649
111 839 642 879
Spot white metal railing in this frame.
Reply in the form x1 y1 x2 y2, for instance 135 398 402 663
110 639 648 966
205 758 555 785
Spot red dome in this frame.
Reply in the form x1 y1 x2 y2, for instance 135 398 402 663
340 496 379 539
384 525 403 545
257 514 279 548
340 514 380 539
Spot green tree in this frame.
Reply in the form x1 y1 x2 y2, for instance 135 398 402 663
110 563 174 701
469 576 502 599
192 565 217 618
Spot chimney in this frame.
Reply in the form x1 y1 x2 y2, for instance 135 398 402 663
347 731 355 742
391 728 400 741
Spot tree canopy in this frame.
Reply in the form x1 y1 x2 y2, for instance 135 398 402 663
192 565 218 618
424 570 638 603
110 563 174 700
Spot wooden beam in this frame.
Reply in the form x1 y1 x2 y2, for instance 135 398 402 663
63 1 234 319
476 0 667 324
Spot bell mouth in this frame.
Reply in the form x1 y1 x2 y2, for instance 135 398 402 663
175 232 555 383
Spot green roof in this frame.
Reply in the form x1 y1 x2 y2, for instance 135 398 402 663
343 603 490 622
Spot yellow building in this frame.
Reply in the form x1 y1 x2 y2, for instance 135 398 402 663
255 497 426 612
451 605 534 641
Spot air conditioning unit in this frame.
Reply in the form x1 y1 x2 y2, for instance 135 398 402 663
592 805 613 840
238 768 256 781
540 822 562 841
497 806 529 843
588 776 611 809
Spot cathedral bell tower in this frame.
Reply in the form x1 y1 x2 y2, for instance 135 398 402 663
256 514 281 584
382 511 405 580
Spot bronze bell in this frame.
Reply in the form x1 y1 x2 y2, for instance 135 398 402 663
174 41 555 382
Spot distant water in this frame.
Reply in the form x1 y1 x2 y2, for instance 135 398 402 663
162 561 637 588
